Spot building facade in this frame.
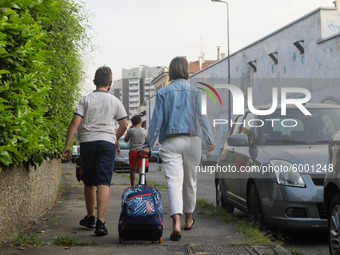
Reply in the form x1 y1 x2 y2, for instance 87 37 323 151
119 66 164 118
187 2 340 154
110 79 122 101
189 3 340 117
151 68 169 92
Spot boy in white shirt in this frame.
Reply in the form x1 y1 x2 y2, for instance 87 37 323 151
63 66 127 236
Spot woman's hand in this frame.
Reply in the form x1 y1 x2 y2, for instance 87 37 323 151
206 145 215 155
62 148 71 157
139 146 150 156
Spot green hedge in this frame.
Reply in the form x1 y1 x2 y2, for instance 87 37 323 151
0 0 90 171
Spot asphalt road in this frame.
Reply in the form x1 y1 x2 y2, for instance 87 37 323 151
144 162 329 255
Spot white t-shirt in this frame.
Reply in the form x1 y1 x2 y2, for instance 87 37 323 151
75 90 127 144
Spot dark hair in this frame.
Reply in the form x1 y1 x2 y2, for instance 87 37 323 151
169 57 189 81
131 116 142 126
94 66 112 87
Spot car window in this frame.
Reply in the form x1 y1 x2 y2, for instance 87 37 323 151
322 114 336 137
119 138 130 149
261 108 340 145
152 146 160 151
230 115 242 135
241 113 259 144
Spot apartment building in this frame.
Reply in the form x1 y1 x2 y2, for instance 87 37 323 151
116 65 164 118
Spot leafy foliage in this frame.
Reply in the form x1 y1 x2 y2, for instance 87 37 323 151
0 0 90 171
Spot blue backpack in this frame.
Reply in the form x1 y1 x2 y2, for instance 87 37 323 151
119 185 164 228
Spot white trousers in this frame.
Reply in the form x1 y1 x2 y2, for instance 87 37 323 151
159 135 202 216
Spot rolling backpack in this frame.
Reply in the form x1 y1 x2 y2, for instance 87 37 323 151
118 157 163 243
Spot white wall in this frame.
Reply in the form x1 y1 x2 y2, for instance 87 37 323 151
189 7 340 111
187 6 340 154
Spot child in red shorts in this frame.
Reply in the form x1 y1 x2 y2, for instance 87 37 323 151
124 116 148 186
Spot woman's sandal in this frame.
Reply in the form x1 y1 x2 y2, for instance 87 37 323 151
184 218 195 231
170 233 181 241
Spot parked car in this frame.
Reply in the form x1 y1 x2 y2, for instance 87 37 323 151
114 137 130 173
71 145 80 163
216 103 340 229
114 137 149 173
324 130 340 255
150 145 162 163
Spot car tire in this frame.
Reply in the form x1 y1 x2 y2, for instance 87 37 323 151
328 193 340 255
215 179 234 213
249 183 265 226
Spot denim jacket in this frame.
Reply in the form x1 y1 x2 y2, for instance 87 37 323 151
143 79 214 148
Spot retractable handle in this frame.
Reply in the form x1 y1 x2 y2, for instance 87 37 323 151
139 155 148 185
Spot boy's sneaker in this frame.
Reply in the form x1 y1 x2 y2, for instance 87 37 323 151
79 216 96 229
95 219 108 236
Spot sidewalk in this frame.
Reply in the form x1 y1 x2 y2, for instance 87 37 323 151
0 163 290 255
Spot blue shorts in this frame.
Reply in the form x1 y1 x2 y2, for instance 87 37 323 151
80 141 116 186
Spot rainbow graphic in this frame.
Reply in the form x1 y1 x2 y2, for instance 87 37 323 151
197 82 223 106
321 96 340 105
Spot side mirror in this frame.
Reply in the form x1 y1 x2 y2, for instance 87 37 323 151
228 134 249 147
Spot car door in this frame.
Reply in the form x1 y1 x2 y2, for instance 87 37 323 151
224 112 258 208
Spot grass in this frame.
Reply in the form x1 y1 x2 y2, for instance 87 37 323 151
114 172 130 179
61 182 67 190
196 198 283 246
291 249 303 255
147 181 167 190
111 183 131 186
11 233 45 247
53 235 99 247
196 198 236 222
72 183 83 187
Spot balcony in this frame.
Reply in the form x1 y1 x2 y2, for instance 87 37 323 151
129 103 139 108
129 87 138 92
129 91 138 97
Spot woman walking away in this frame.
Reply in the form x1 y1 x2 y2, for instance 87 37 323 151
140 57 215 241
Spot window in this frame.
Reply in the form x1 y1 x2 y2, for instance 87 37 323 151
261 108 340 145
230 115 243 135
241 113 258 144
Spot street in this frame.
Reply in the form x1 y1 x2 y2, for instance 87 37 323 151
145 162 329 255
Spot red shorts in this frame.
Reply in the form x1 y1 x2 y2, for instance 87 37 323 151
129 150 148 169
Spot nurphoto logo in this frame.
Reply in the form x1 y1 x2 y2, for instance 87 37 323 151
198 83 312 116
197 83 312 128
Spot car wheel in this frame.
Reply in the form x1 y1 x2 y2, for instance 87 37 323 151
249 183 265 225
215 179 234 213
329 194 340 255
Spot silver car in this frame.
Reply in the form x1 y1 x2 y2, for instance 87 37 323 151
324 130 340 254
114 137 130 172
216 103 340 229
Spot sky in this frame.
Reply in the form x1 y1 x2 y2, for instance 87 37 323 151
80 0 335 94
